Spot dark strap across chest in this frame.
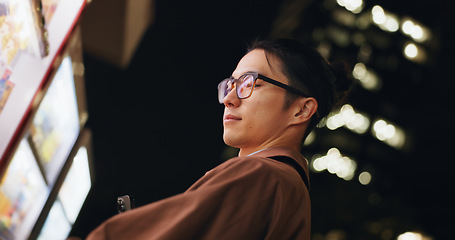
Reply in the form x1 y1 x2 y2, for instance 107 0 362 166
269 156 310 191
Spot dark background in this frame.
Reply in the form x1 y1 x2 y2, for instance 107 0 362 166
71 0 455 239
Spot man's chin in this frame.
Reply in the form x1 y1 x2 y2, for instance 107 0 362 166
223 133 240 148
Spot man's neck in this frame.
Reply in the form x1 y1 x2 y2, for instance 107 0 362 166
237 128 304 157
238 143 300 157
240 148 270 157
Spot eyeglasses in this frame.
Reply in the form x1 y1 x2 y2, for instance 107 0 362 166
217 72 309 104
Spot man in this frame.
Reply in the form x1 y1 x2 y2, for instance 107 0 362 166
82 39 350 240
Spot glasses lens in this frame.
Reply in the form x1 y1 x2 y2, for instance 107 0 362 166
237 74 255 99
218 78 231 103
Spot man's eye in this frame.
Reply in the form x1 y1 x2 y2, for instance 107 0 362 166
244 82 254 88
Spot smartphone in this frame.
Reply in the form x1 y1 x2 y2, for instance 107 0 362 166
117 195 134 213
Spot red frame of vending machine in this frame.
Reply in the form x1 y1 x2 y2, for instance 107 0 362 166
0 1 91 239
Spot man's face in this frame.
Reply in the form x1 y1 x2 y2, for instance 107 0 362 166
222 49 294 154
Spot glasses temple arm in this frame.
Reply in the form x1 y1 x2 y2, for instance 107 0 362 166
258 75 310 97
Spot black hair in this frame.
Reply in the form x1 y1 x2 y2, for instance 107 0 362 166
247 38 353 139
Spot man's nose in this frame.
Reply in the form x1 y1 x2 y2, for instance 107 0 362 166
223 87 240 108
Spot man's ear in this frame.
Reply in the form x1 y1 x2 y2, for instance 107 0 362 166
290 97 318 125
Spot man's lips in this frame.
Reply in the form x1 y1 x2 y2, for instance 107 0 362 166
224 114 242 121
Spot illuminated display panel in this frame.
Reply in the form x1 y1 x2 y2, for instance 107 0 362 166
36 200 72 240
58 146 92 224
0 139 49 240
37 146 92 240
0 0 85 165
28 56 80 186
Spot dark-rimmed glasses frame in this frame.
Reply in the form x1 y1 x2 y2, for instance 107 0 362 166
217 72 309 104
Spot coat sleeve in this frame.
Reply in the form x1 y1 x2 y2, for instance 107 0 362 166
86 158 303 240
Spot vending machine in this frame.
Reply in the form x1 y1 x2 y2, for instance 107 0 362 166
0 0 91 239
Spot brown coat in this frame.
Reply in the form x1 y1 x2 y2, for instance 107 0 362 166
86 148 311 240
